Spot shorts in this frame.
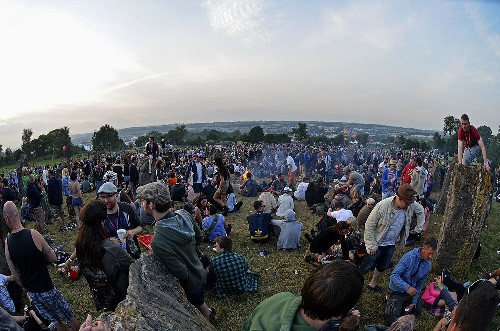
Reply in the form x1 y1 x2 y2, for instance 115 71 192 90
359 245 395 274
71 197 83 207
186 286 205 307
49 205 64 220
219 180 230 194
193 183 203 194
31 206 45 224
28 287 74 323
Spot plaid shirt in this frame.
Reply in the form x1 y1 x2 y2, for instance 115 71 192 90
210 252 259 299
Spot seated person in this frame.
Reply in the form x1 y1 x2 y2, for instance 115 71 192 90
226 191 243 213
421 276 458 317
202 205 229 242
240 172 258 197
208 236 259 299
385 238 437 325
432 278 499 331
170 180 186 202
327 201 354 223
271 209 303 250
246 200 273 243
276 187 294 217
293 177 309 201
258 191 278 214
194 195 210 226
242 260 364 331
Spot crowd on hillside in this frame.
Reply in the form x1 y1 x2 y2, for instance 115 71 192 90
0 114 499 331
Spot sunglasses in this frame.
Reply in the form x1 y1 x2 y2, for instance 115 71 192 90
467 278 489 295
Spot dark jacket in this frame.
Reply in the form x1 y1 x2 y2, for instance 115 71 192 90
129 163 139 183
185 161 207 184
47 176 63 206
26 182 43 208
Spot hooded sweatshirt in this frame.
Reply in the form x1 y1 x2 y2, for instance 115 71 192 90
152 209 206 296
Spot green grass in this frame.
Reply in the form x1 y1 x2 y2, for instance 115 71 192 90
23 189 500 330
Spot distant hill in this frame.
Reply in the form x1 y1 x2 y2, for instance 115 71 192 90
71 121 437 145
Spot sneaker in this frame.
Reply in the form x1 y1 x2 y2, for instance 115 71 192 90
208 307 216 325
366 285 384 292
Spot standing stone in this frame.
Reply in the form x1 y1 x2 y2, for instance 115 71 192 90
99 254 216 331
435 160 456 214
434 164 492 275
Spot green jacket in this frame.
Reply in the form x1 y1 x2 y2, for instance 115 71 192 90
152 209 206 296
242 292 315 331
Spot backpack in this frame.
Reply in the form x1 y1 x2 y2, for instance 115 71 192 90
250 213 270 241
82 262 118 312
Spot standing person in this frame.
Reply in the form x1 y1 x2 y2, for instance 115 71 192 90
129 156 139 201
400 158 416 185
385 238 437 325
185 154 206 203
145 136 159 174
97 182 142 240
137 182 216 323
47 170 65 231
26 174 45 234
457 113 490 171
3 201 79 331
213 157 230 216
381 160 398 199
360 184 424 292
69 172 84 227
75 200 134 311
286 153 298 190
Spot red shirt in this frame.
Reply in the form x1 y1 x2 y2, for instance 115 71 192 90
458 125 481 148
400 163 416 184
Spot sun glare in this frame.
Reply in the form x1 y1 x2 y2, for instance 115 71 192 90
0 4 142 120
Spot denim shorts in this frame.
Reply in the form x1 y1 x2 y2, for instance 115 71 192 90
359 245 395 274
71 197 83 207
28 287 74 323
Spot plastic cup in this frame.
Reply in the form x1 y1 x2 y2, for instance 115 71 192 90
117 229 127 243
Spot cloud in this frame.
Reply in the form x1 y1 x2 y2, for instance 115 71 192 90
419 57 467 96
307 2 414 53
202 0 282 46
465 3 500 58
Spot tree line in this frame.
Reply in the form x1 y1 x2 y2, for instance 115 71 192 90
1 117 498 167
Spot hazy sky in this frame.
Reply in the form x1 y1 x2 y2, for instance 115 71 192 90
1 0 499 149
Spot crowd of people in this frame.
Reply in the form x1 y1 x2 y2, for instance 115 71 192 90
0 114 499 330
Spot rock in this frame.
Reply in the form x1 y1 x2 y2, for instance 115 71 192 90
138 159 155 185
434 164 492 276
99 253 215 331
435 160 456 215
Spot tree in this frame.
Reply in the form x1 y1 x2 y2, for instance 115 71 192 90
92 124 125 152
165 125 188 144
432 132 446 150
476 125 492 149
21 128 33 156
248 126 265 143
292 123 309 142
357 132 369 145
443 116 460 136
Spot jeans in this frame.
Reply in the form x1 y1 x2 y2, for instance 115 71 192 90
385 290 422 325
462 145 480 166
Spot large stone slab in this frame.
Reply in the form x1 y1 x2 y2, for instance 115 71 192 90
99 253 215 331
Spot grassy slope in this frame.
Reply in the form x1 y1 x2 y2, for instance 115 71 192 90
35 188 499 330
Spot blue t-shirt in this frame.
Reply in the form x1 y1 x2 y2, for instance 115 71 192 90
202 214 227 242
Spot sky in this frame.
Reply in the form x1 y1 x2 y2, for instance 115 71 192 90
1 0 499 149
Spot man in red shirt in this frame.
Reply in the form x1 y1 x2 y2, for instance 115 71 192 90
400 158 416 185
457 114 490 171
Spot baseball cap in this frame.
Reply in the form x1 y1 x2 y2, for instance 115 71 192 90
136 181 171 206
97 182 118 194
